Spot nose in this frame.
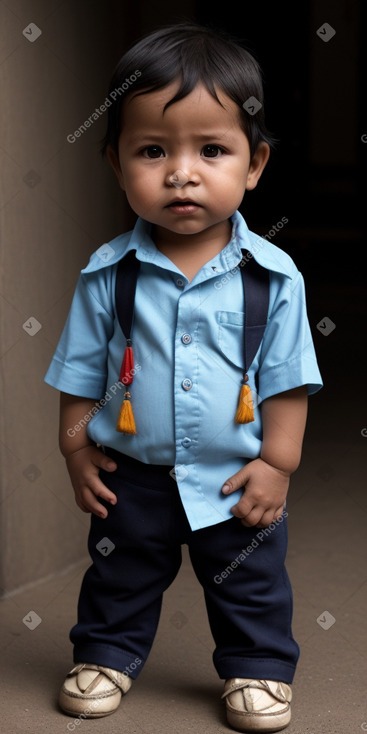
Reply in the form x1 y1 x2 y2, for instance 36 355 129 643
167 169 191 189
165 158 200 189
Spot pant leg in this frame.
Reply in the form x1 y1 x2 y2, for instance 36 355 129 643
70 450 183 677
188 513 300 684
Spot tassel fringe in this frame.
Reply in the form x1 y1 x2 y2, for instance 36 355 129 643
116 391 137 434
116 340 137 434
235 381 254 424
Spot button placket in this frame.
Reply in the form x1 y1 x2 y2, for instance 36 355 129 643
174 288 201 465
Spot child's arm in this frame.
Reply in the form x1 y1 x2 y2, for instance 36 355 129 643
222 385 308 528
59 392 118 519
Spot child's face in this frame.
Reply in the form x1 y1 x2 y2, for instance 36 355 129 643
108 82 269 239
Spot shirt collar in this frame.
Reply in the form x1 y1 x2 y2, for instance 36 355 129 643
82 211 294 279
233 211 295 278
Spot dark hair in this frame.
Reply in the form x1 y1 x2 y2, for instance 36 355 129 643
100 22 276 160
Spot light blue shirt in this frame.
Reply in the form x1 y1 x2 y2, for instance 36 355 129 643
44 210 323 531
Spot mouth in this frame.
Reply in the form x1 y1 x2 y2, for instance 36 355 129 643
166 199 201 214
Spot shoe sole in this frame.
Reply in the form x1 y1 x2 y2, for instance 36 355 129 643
226 706 291 732
59 690 121 718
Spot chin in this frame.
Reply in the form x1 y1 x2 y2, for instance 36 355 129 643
170 223 207 235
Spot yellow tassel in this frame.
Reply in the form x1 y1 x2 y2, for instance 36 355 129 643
116 392 137 434
235 382 254 424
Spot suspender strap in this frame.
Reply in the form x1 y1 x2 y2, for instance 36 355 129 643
114 250 140 435
115 249 269 363
114 248 269 432
115 249 140 341
240 249 269 374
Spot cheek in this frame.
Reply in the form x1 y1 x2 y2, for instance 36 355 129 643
122 169 161 214
206 164 248 211
123 167 154 198
211 165 247 197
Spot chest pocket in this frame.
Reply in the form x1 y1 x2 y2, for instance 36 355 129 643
217 311 245 369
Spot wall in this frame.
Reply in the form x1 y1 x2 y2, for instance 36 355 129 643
0 0 195 597
0 0 130 595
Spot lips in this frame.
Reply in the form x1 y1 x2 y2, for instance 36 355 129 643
166 199 200 207
166 200 201 215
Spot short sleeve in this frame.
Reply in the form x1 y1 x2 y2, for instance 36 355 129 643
44 271 115 398
258 270 323 400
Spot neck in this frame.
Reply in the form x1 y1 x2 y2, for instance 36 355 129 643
152 219 232 260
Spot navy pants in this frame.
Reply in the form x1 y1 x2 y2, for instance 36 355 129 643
70 449 300 683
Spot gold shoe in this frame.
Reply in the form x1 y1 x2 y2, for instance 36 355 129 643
59 662 132 718
222 678 292 732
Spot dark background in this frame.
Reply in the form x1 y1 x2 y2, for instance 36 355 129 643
101 0 366 428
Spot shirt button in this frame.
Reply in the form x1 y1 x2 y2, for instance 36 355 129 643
181 378 193 391
176 278 184 287
181 333 192 344
181 437 191 448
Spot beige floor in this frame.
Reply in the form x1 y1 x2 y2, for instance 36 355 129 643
1 425 367 733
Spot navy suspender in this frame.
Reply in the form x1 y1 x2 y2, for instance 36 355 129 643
115 249 140 344
115 249 269 374
239 251 269 376
114 249 269 433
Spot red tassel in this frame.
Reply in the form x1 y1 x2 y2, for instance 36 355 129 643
119 344 134 385
116 341 137 433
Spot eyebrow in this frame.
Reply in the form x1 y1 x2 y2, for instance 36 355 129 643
126 133 167 144
126 129 238 144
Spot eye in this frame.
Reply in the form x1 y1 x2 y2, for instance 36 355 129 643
202 144 224 158
142 145 165 159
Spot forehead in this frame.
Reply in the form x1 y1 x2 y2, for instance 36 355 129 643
121 81 243 133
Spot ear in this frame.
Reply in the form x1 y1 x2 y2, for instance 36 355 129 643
245 142 270 191
106 145 125 190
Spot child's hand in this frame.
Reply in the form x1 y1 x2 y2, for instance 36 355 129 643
65 445 118 519
222 458 289 528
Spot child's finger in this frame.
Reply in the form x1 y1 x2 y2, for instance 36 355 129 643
91 449 117 473
254 508 276 528
78 486 109 518
239 508 263 527
230 494 253 520
222 464 250 495
99 457 118 473
88 475 118 506
231 497 265 527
